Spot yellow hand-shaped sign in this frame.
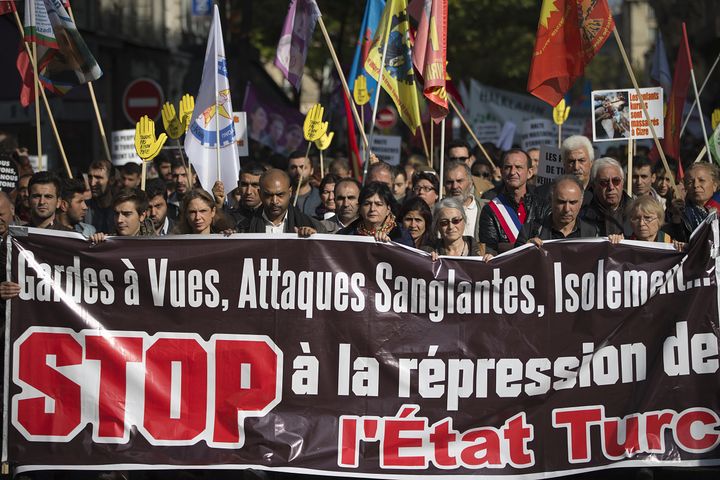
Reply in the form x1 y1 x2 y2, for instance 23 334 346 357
553 99 570 125
162 94 195 139
161 102 183 139
135 115 168 162
314 132 334 151
303 104 328 142
353 76 370 106
712 109 720 131
179 94 195 133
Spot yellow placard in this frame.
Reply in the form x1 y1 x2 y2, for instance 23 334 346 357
162 94 195 139
712 109 720 131
179 94 195 133
353 75 370 106
314 131 334 151
161 102 183 139
135 115 168 162
553 99 570 125
303 104 329 142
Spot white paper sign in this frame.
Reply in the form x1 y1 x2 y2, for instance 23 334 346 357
591 87 664 142
234 112 249 157
370 134 402 166
111 129 142 166
520 119 556 151
536 146 564 186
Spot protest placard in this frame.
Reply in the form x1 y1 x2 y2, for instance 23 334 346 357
536 145 564 185
370 134 402 165
111 129 143 166
592 87 664 142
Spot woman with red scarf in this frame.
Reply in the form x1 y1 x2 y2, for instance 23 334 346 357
338 182 413 246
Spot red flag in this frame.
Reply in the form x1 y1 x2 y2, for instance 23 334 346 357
528 0 615 106
342 91 363 180
410 0 448 122
0 1 16 15
663 23 692 163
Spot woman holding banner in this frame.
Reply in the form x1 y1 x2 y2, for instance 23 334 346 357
608 196 685 251
430 197 493 261
338 182 413 246
174 189 235 235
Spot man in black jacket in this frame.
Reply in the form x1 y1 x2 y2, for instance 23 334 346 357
515 175 598 247
246 169 325 236
582 157 633 236
478 149 544 255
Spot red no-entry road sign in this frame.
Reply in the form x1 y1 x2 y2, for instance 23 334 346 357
123 78 164 124
375 106 397 130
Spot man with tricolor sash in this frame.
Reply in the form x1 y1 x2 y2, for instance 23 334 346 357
478 149 544 255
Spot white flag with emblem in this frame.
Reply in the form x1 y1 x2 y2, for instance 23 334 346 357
185 4 239 190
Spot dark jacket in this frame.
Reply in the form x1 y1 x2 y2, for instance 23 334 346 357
85 198 115 234
581 190 633 237
515 214 598 247
478 189 544 255
246 206 326 234
338 218 414 247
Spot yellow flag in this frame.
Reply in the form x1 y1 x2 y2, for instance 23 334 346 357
363 0 421 133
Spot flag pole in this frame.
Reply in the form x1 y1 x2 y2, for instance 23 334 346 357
12 10 71 178
439 118 446 199
65 6 112 163
627 134 633 196
418 122 429 158
317 17 369 151
448 97 497 170
214 25 221 183
364 12 392 182
30 39 42 170
176 139 192 190
689 68 712 162
613 27 677 189
430 121 434 167
680 51 720 138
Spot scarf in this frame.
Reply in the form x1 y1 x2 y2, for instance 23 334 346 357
358 213 397 237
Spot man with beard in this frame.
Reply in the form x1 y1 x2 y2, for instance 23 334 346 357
146 179 175 235
287 151 321 217
247 169 323 235
27 171 71 230
57 178 96 236
85 159 115 233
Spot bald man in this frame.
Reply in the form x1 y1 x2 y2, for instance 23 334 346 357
246 169 325 236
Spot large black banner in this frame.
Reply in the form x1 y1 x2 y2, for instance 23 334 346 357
4 221 720 476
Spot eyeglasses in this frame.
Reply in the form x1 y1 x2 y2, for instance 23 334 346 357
598 177 622 188
631 215 658 225
413 186 435 193
448 156 469 162
438 217 464 227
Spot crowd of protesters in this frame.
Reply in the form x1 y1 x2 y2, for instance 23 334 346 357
0 129 714 299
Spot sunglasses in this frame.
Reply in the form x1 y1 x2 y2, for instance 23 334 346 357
448 156 469 162
413 186 435 193
598 177 622 188
438 217 464 227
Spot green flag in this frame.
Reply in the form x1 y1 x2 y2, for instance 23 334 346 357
709 124 720 165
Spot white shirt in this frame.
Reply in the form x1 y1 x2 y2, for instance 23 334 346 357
464 196 479 237
262 210 287 234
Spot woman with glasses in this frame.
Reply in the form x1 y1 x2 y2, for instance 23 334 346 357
338 182 413 246
411 171 439 208
666 163 719 242
399 197 433 250
609 196 685 251
430 197 492 261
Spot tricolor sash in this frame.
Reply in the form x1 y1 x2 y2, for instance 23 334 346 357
488 194 524 243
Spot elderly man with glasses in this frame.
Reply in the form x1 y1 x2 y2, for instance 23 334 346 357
581 157 633 236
